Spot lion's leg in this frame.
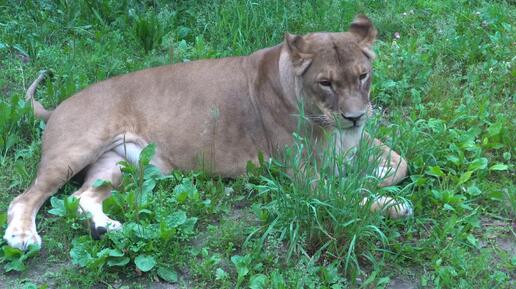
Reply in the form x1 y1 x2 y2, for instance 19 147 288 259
372 138 408 187
339 132 409 218
364 137 412 218
4 149 98 250
72 151 123 239
4 174 61 250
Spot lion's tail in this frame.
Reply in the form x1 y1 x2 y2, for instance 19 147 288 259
26 70 53 122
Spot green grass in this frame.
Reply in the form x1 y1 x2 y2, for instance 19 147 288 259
0 0 515 288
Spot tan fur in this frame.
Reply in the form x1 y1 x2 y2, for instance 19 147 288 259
25 70 53 122
5 16 409 250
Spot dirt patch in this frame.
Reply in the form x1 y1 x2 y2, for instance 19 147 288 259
480 216 516 283
495 237 516 256
480 216 516 256
388 276 418 289
96 279 181 289
0 258 67 289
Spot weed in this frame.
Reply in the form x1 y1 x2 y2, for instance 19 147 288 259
61 145 198 284
0 243 40 272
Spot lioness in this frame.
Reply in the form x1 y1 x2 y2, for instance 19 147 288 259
4 16 410 250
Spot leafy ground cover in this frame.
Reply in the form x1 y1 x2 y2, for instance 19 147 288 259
0 0 514 288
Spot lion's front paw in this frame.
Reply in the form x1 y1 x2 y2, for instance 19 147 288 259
375 165 390 179
386 201 413 219
90 217 122 240
3 224 41 251
364 196 413 219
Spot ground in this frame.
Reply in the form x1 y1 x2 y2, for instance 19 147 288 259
0 1 514 288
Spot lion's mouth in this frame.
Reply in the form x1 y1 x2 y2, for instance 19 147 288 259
306 114 333 128
305 115 355 129
305 113 366 130
338 122 362 130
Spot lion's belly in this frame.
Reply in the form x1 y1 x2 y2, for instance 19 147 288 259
104 126 265 178
152 129 265 178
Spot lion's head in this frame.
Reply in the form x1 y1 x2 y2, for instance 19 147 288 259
284 15 377 129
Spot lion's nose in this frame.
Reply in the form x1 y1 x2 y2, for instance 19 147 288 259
341 112 365 123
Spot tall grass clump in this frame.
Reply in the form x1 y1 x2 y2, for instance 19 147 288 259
132 11 165 54
253 106 405 282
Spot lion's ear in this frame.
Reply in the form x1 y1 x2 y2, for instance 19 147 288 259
284 33 313 75
349 15 377 48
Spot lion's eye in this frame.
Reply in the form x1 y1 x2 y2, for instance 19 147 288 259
359 73 368 80
319 80 332 87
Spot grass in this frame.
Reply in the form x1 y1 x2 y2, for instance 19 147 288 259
0 0 515 288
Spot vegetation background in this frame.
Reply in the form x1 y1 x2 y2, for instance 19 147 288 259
0 0 514 288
